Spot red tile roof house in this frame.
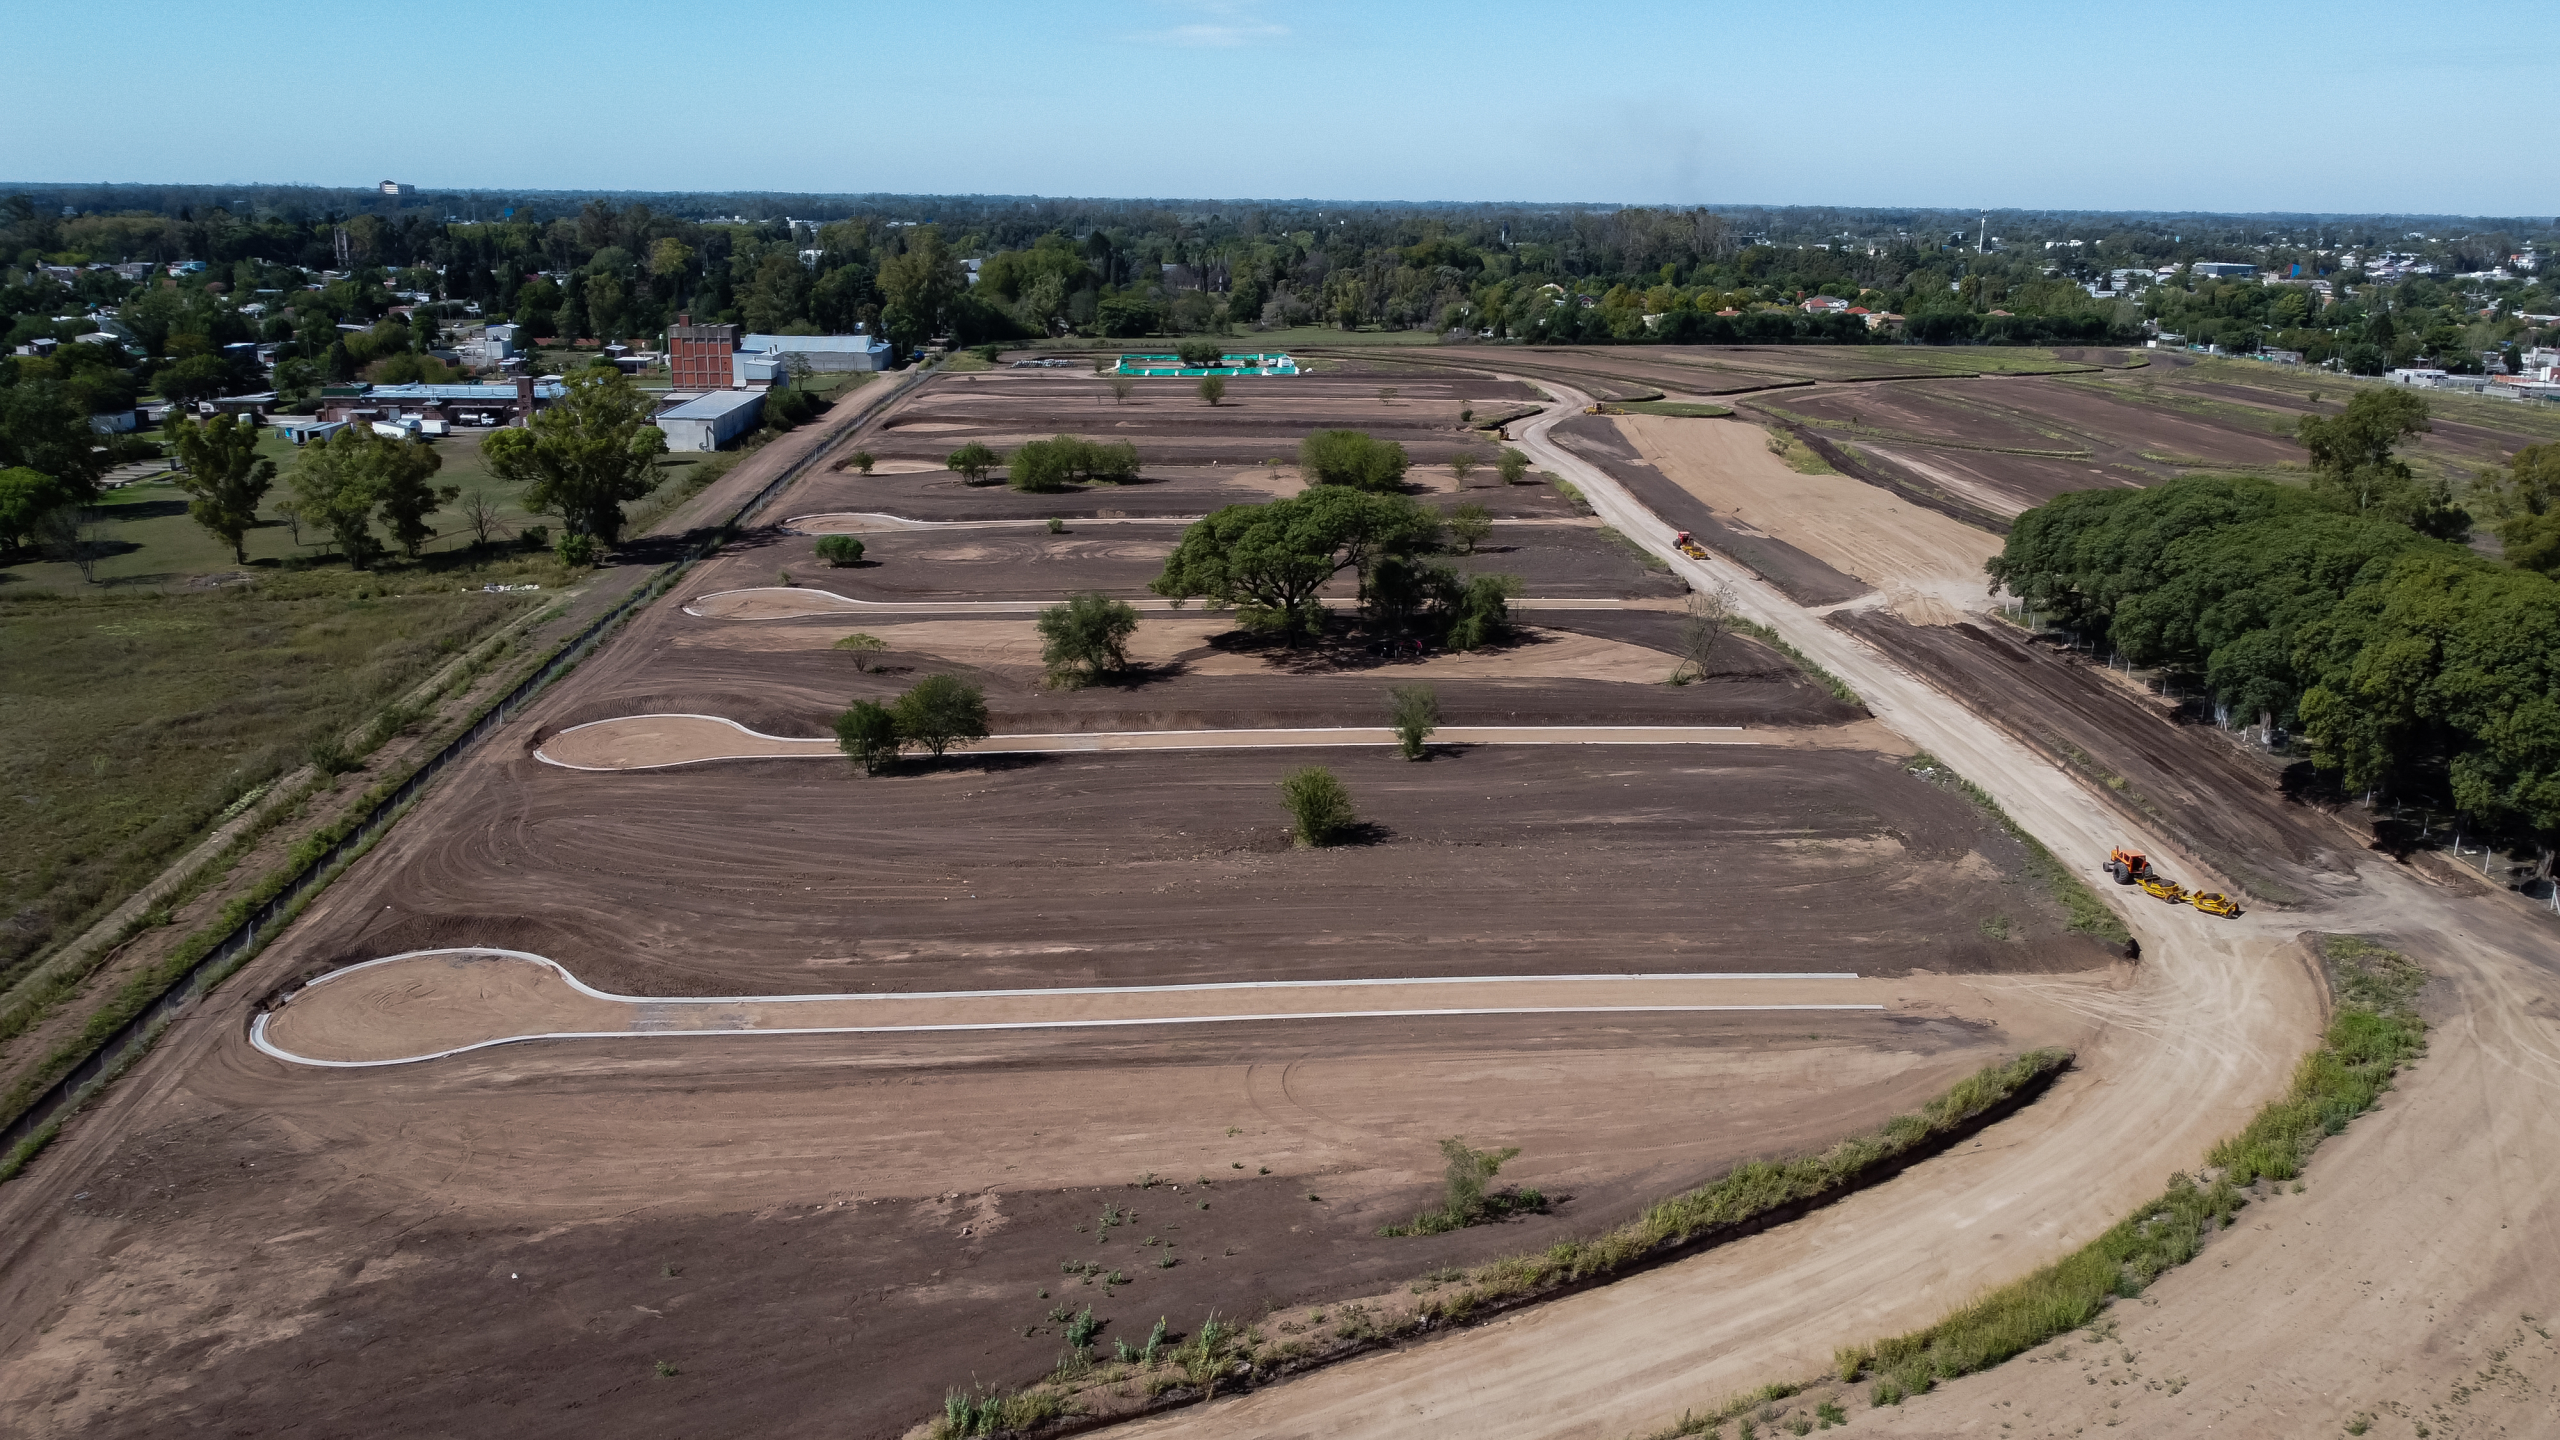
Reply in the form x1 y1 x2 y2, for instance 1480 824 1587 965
1799 295 1852 312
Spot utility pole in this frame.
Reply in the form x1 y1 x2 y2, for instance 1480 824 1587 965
1977 212 1988 255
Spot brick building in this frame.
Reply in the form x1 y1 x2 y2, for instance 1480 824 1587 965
669 313 739 391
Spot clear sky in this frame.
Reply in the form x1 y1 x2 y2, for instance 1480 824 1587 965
12 0 2555 216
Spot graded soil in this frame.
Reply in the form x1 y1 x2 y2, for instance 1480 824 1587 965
1608 413 2002 622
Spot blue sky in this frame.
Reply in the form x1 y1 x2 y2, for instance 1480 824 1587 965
12 1 2556 215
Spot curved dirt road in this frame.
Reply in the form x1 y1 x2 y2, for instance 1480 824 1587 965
1107 379 2332 1439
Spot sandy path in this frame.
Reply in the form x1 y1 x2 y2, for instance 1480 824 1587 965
1104 379 2328 1440
1613 414 2000 624
529 714 1902 771
253 948 1896 1066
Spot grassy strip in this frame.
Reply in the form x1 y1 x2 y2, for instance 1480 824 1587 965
0 621 573 1138
1832 935 2424 1407
1902 753 2130 944
1731 618 1862 708
0 795 421 1182
917 1051 2071 1438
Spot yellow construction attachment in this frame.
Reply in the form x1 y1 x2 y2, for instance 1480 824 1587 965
2137 875 2187 903
1672 530 1712 560
2189 891 2241 918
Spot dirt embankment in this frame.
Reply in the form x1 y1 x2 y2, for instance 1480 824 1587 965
1831 612 2361 907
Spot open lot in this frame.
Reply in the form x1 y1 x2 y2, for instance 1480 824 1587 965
18 342 2549 1440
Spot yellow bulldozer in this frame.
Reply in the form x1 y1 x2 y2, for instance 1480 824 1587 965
2138 874 2188 903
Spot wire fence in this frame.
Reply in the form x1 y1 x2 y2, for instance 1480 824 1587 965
0 372 914 1161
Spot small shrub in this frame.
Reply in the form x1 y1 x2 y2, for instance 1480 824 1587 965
945 442 1001 483
1496 447 1529 485
1198 375 1227 406
1279 766 1355 847
1380 1136 1544 1235
1388 684 1439 761
834 632 887 671
555 532 598 567
1037 591 1140 688
1449 449 1478 485
654 1360 679 1379
1448 502 1493 554
518 523 550 551
1176 338 1225 368
1869 1378 1905 1407
1046 516 1066 534
1815 1399 1847 1425
1064 1307 1099 1350
849 450 876 475
308 738 358 776
1301 429 1409 491
815 534 865 566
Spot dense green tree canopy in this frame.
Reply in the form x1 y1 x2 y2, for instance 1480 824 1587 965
482 369 667 542
1152 487 1445 640
167 413 277 563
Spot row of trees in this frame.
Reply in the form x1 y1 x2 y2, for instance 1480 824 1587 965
1987 393 2560 850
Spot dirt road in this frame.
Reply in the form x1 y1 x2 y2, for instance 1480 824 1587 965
1102 378 2333 1440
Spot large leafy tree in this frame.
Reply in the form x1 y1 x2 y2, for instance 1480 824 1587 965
482 370 667 543
2476 442 2560 574
372 435 457 558
0 466 75 552
0 380 112 500
285 428 389 568
2295 387 2465 537
1152 487 1444 640
878 225 965 347
167 413 277 563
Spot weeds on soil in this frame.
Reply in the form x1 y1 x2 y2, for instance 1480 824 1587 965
1379 1137 1546 1236
1729 618 1861 708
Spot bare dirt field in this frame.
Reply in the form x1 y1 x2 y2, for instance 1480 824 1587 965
1829 613 2364 908
1609 414 2002 622
21 345 2533 1440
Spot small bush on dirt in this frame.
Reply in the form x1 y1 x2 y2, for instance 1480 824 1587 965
555 532 599 567
1448 502 1492 554
1046 517 1066 533
308 737 359 776
1388 684 1439 761
1300 429 1410 491
1037 591 1140 688
848 450 876 475
833 700 899 775
891 674 990 759
834 632 887 671
1380 1136 1545 1235
815 534 866 566
1198 375 1227 406
1444 573 1521 652
1279 766 1355 847
1449 449 1478 485
1011 435 1141 492
945 442 1001 484
1496 447 1529 485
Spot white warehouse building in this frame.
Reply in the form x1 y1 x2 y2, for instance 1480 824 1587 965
655 389 765 452
736 332 892 374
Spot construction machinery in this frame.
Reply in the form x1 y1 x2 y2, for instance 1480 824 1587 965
2104 847 2149 884
2189 891 2242 918
2138 873 2188 903
1672 530 1712 560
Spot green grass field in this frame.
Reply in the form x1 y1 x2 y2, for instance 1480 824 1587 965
0 578 549 988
